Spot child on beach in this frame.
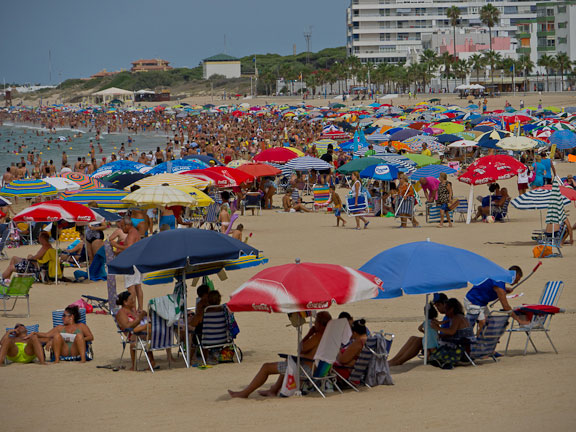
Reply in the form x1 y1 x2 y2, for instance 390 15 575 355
329 185 346 227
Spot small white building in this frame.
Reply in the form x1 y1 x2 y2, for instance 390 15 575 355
203 54 241 79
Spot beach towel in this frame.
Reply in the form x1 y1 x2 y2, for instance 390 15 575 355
365 334 394 386
314 318 351 364
89 246 107 281
149 294 181 326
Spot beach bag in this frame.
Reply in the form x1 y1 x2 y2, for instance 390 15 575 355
533 245 553 258
428 344 463 370
395 196 414 217
448 198 460 211
279 356 298 397
70 299 93 314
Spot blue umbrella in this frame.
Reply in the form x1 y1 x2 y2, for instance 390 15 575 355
359 241 515 299
389 129 422 141
549 130 576 150
473 125 495 132
410 165 457 180
147 159 209 175
436 134 461 144
93 161 149 177
359 164 399 181
108 228 260 275
183 154 224 166
476 138 499 149
91 208 122 222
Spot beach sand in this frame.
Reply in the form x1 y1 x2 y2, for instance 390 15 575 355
1 96 576 431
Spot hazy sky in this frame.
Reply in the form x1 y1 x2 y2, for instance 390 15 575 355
0 0 348 84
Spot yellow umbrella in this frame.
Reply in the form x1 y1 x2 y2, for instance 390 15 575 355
168 185 214 207
126 173 211 191
227 159 250 168
285 147 305 156
122 185 197 208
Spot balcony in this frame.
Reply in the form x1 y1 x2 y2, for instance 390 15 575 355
517 47 531 54
537 31 555 37
537 46 556 52
536 16 555 22
515 32 531 39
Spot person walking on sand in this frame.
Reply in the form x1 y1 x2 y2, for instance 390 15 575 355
351 172 369 230
329 185 346 227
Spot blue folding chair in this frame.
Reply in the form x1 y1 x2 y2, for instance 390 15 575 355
51 308 93 361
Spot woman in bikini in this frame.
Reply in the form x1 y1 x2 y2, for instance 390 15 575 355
334 319 368 379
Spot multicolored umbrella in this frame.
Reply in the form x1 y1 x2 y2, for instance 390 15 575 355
61 188 130 210
511 188 571 210
59 172 102 190
92 161 150 178
0 179 58 198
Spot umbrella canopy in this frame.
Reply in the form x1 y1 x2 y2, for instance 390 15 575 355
127 174 210 190
227 159 251 168
436 134 463 144
60 188 130 210
91 207 122 222
389 129 422 141
254 147 299 164
359 241 515 299
337 157 383 174
545 179 567 225
431 122 465 134
447 140 478 148
179 169 237 188
496 136 538 151
410 165 457 180
458 155 526 185
107 173 150 190
122 185 197 208
108 228 260 275
227 263 381 313
13 199 103 223
59 172 102 190
359 164 399 181
92 161 149 178
205 167 255 185
183 154 224 166
147 159 209 175
42 177 80 192
405 154 441 167
237 163 281 178
511 188 571 210
549 130 576 150
284 156 331 172
0 179 58 198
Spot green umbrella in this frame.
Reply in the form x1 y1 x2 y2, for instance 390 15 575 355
405 154 442 168
432 122 465 134
337 157 383 174
454 131 477 140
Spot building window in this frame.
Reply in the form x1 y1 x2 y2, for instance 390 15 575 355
558 6 567 13
354 34 359 41
558 22 567 29
558 37 567 44
547 39 556 47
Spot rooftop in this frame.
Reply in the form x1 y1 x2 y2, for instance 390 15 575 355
203 53 240 62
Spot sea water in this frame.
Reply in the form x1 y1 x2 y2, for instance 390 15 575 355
0 123 171 174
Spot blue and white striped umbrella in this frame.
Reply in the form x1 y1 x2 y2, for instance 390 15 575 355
147 159 209 175
545 179 567 224
284 156 331 172
92 161 150 178
365 132 390 142
511 188 570 210
410 165 457 180
549 130 576 150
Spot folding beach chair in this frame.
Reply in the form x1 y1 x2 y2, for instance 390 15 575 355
537 225 566 258
242 192 262 215
505 281 563 355
0 273 35 317
198 202 221 230
3 324 40 365
312 184 331 212
0 227 10 260
60 240 87 270
345 193 370 216
462 312 510 366
133 309 188 372
81 294 109 313
454 197 471 222
348 332 395 388
425 204 454 224
492 198 511 222
196 304 242 366
51 308 93 361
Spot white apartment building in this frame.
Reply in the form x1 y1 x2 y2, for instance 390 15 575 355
346 0 554 64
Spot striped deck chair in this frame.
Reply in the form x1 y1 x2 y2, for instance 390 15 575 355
312 184 331 211
348 332 394 388
196 304 242 366
465 313 510 366
505 281 563 355
198 202 221 230
133 309 187 373
345 193 370 216
3 324 39 365
537 225 566 258
492 198 511 222
51 308 94 361
454 197 471 222
1 273 35 317
425 203 454 224
242 192 262 215
0 227 10 260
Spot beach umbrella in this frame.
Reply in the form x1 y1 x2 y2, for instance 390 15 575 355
13 200 102 224
226 159 250 168
436 134 461 144
496 136 538 151
374 154 418 173
0 179 58 198
545 179 568 227
205 167 255 185
92 161 149 178
122 185 197 208
285 147 306 157
42 177 80 192
284 156 331 172
0 196 11 206
405 154 441 167
389 129 422 141
91 207 122 222
61 188 130 210
359 240 515 363
108 173 150 190
337 157 385 174
447 140 478 148
128 174 211 190
182 155 224 166
410 165 457 180
453 131 478 140
511 188 572 210
179 169 237 188
476 138 500 149
254 147 299 163
359 164 399 181
549 130 576 150
237 163 281 178
431 122 465 134
59 172 102 190
108 228 261 366
147 159 209 175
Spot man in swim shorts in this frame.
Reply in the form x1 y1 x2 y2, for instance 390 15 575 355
0 323 46 365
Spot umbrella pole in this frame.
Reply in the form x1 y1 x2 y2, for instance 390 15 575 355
466 185 474 224
183 270 190 367
296 324 302 397
424 294 429 365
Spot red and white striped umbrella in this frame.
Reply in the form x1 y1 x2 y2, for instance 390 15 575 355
13 199 103 223
227 262 382 313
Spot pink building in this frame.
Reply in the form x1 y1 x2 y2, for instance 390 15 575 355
440 37 511 55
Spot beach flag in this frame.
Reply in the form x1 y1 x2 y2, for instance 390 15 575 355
545 179 567 225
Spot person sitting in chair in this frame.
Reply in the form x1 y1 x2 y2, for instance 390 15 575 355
1 231 54 283
228 311 332 398
282 188 310 213
60 232 87 265
334 319 369 378
0 323 47 366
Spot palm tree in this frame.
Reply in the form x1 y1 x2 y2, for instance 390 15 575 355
420 49 438 92
439 52 456 92
537 54 554 92
517 55 534 92
446 6 461 59
482 50 502 91
468 54 486 83
480 3 500 52
555 52 572 91
454 59 469 85
500 57 516 92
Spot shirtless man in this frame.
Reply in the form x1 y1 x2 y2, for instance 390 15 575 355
2 167 13 186
110 217 144 310
0 324 46 366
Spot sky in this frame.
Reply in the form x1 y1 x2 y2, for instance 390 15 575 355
0 0 348 84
